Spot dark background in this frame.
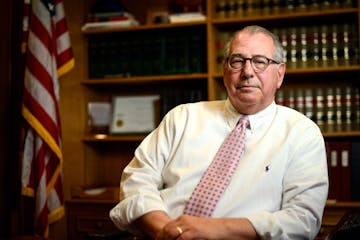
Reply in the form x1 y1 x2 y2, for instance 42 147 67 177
0 0 26 238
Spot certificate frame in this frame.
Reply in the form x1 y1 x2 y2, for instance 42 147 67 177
109 95 160 134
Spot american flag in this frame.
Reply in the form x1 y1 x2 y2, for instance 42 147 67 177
21 0 74 237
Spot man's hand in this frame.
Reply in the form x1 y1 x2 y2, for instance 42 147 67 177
156 214 258 240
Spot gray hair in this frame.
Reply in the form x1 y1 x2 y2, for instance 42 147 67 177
224 25 284 63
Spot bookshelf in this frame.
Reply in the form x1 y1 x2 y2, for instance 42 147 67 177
63 0 360 239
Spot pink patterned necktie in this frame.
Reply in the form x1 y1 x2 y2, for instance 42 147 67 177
183 116 249 217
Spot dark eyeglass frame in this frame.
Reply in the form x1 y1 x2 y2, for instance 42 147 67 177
226 54 281 72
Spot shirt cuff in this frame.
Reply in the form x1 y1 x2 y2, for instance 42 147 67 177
246 211 283 239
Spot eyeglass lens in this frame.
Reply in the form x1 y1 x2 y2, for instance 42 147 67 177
228 55 273 72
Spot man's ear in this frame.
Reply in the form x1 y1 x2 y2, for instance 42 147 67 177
222 58 227 74
276 63 286 89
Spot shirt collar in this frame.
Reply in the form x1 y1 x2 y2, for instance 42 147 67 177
224 99 277 132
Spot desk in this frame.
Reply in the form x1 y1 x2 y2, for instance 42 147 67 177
66 199 120 240
316 202 360 239
66 199 360 240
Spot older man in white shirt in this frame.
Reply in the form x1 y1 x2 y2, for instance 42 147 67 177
110 25 329 240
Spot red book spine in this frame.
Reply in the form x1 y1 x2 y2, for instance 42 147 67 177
326 141 341 202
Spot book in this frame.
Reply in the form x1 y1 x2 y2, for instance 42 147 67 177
278 28 289 63
289 27 298 68
325 87 336 129
326 140 352 202
262 0 272 14
215 31 231 72
342 23 351 65
287 89 295 109
163 33 178 74
304 88 315 121
81 18 139 30
339 141 351 201
275 89 285 106
343 86 352 125
82 11 139 30
226 0 237 18
352 88 360 126
326 141 340 201
351 141 360 200
320 24 330 67
84 13 128 23
168 12 206 23
295 88 305 114
331 24 339 65
189 31 206 73
236 0 245 16
284 0 296 12
176 35 190 74
315 88 325 126
160 86 206 118
215 0 227 18
299 26 308 68
310 25 321 67
334 87 343 127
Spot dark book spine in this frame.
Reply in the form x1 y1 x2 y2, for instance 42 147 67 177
315 88 325 126
164 34 178 75
215 0 227 18
334 87 343 130
176 35 190 74
344 86 352 125
351 141 360 200
295 88 305 115
308 25 321 67
279 28 289 64
216 32 230 73
330 24 340 66
320 24 331 67
304 88 315 121
289 27 298 68
287 89 295 109
325 87 336 130
339 141 351 201
276 89 285 106
88 38 101 78
326 141 340 202
189 31 206 73
299 26 308 68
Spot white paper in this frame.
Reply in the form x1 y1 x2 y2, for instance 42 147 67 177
110 95 160 134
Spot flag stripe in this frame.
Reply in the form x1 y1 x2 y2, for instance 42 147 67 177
30 11 52 52
23 86 59 141
57 48 74 75
25 52 56 99
22 106 63 160
33 1 52 34
27 29 56 84
56 30 71 55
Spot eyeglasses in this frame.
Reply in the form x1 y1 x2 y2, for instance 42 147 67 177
226 54 281 72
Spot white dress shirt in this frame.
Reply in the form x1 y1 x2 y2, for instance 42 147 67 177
110 99 329 239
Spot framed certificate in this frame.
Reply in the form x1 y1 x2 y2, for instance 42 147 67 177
109 95 160 134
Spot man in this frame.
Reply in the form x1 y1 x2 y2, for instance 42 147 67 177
110 25 329 239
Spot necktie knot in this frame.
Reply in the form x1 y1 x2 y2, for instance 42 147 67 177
238 115 249 127
235 116 249 134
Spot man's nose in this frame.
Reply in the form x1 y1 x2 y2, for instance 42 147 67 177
242 59 254 75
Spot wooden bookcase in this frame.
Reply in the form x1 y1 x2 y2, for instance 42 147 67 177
61 0 360 239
